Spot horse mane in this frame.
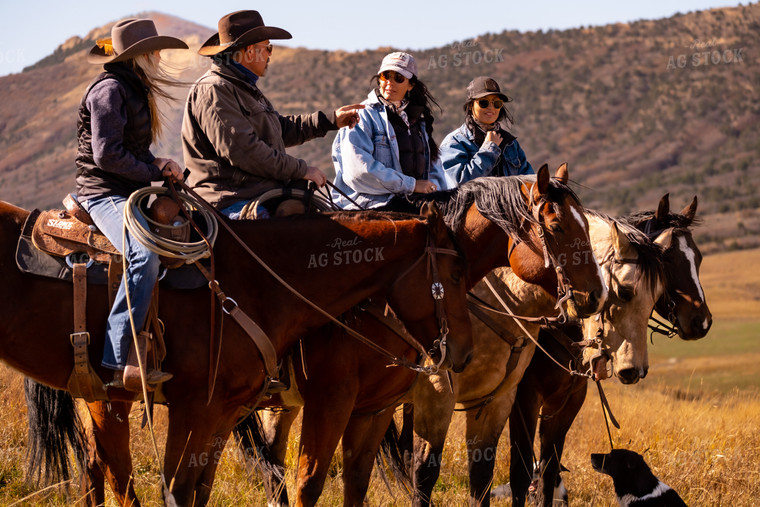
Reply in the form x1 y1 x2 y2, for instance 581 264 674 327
410 176 580 244
586 209 665 295
623 209 702 231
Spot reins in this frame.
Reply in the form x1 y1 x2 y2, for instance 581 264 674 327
171 180 457 377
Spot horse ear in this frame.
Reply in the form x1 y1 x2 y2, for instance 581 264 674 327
421 201 446 238
536 164 550 195
555 162 569 185
655 193 670 222
681 195 698 224
654 228 674 249
611 221 635 258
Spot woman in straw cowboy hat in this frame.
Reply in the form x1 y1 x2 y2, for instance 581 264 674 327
74 18 187 389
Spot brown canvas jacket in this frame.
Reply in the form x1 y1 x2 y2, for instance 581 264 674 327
182 61 336 209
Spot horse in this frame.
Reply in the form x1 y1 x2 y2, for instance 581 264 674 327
381 206 666 507
228 163 609 506
4 201 476 506
508 194 710 507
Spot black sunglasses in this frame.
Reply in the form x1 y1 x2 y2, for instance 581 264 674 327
476 98 504 109
379 70 407 84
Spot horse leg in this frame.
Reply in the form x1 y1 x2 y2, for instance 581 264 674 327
85 400 139 506
508 382 541 507
465 391 513 507
411 375 456 507
340 409 398 506
295 389 357 506
535 381 587 507
245 407 301 507
163 399 238 506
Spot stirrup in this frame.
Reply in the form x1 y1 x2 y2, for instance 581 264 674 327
265 378 288 394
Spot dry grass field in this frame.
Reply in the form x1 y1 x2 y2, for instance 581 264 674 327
0 248 758 506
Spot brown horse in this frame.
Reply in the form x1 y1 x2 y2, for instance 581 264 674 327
237 164 609 506
508 194 710 507
5 202 475 506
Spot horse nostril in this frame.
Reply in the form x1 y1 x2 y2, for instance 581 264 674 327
617 368 641 385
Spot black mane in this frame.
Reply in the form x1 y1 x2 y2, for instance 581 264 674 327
587 209 665 295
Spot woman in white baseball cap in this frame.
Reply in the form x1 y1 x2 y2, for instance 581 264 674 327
330 52 451 210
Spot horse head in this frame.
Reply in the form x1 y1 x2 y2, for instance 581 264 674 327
637 194 712 340
510 163 607 319
582 215 665 385
385 203 474 373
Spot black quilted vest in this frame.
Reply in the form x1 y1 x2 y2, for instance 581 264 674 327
75 62 154 200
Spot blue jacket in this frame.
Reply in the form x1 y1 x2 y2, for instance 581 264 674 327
331 91 452 209
440 123 533 185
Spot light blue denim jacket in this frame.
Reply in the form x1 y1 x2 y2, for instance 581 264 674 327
331 91 452 209
440 123 533 185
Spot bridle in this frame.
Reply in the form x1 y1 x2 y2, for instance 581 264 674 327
351 228 461 375
523 183 577 323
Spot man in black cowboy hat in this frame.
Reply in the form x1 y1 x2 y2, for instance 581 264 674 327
182 10 363 218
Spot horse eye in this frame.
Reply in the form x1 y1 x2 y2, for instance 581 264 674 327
617 287 635 302
549 223 563 233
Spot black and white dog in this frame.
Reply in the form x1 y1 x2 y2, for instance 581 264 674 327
591 449 687 506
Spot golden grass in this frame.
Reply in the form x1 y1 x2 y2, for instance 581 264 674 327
1 249 758 505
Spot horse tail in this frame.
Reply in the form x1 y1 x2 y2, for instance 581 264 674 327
24 378 87 486
376 403 414 496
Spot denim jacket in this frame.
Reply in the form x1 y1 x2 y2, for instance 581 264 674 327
440 123 533 185
331 91 451 209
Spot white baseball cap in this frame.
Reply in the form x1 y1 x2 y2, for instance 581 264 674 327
378 52 417 79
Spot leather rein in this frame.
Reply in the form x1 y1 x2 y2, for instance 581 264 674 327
172 181 458 383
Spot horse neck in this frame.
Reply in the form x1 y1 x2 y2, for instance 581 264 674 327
216 215 430 350
457 206 512 288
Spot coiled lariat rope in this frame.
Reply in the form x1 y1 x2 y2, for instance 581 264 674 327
124 186 218 262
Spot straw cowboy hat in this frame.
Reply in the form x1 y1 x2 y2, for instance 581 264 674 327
88 18 188 64
198 10 292 56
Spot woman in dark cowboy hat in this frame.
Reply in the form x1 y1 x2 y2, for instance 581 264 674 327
75 18 187 389
440 76 533 185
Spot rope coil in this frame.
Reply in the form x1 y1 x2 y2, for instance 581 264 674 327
124 186 218 263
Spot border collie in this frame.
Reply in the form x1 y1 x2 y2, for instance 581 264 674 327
591 449 686 506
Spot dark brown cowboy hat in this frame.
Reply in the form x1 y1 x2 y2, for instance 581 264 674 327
198 10 291 56
88 18 188 64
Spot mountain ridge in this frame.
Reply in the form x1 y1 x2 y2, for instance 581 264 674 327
0 5 758 254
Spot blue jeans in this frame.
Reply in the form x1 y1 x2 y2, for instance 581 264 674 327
83 195 160 370
220 200 270 220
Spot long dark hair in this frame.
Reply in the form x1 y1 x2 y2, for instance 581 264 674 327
373 74 442 162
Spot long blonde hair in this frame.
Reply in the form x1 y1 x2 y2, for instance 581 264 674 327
131 52 183 141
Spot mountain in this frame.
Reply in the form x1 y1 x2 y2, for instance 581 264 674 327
0 6 758 254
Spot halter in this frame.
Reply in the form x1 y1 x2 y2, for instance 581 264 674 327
525 183 574 323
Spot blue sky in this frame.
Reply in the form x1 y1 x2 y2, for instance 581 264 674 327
0 1 746 76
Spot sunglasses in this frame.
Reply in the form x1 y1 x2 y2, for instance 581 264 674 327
476 98 504 109
254 43 273 54
379 70 407 84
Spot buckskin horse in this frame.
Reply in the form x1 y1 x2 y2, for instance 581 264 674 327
508 194 711 507
231 163 608 506
4 200 477 506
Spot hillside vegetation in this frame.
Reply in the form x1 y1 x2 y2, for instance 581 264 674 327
0 6 758 256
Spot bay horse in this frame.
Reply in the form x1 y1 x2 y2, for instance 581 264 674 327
383 207 665 507
5 201 476 506
228 163 608 506
508 194 710 507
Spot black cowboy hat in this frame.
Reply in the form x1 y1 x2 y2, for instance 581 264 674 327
88 18 188 64
198 10 292 56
